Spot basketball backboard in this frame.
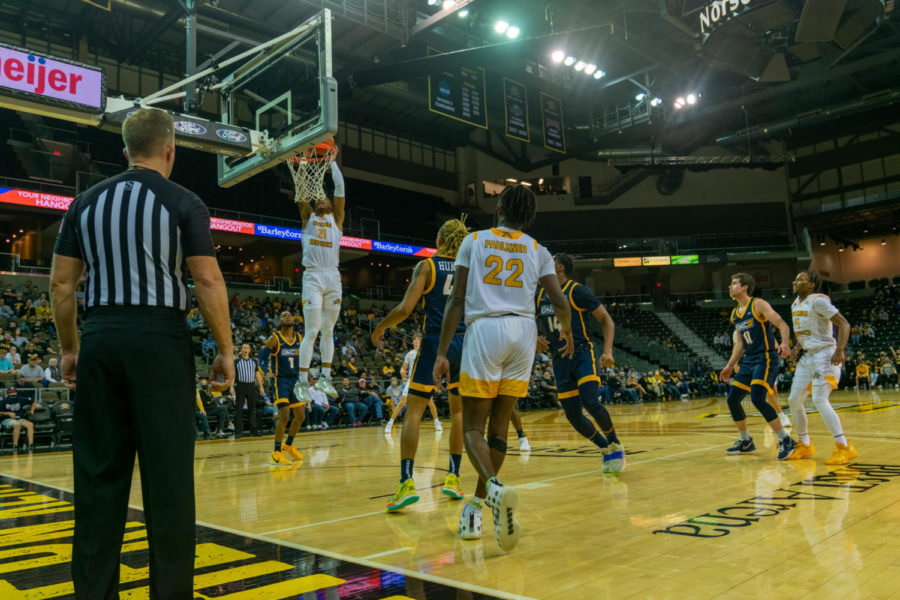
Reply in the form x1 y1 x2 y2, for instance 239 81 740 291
215 9 338 188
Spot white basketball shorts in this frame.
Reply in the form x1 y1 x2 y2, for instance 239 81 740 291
460 315 536 398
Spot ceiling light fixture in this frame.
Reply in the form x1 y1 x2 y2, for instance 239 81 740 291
442 0 455 8
584 64 597 75
593 70 605 79
650 97 661 107
635 93 646 101
506 26 520 38
551 50 565 63
494 20 509 34
686 93 697 105
574 60 586 71
564 56 575 66
458 8 468 17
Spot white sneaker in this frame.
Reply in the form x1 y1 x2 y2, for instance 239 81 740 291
434 419 443 431
315 376 338 398
779 412 792 428
457 501 483 540
293 380 312 403
384 420 393 434
518 437 531 452
486 479 521 551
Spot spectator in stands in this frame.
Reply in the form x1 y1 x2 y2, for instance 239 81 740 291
855 361 870 391
384 377 404 413
308 377 337 429
194 388 212 440
1 386 35 451
198 378 230 437
337 377 367 426
186 308 203 329
0 349 13 373
18 354 44 386
0 331 12 355
0 298 11 318
12 328 28 349
360 381 385 425
201 334 217 360
863 322 875 339
850 324 862 345
536 369 559 407
341 340 357 359
641 372 661 399
41 357 62 387
626 373 646 402
5 345 21 367
35 299 51 321
882 357 897 390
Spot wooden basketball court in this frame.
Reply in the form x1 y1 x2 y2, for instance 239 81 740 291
2 389 899 599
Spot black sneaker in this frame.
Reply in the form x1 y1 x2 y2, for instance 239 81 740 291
725 438 756 454
777 436 797 461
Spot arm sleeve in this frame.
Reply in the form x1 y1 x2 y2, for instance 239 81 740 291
53 197 84 259
571 284 602 312
180 194 216 258
812 296 839 319
537 245 555 279
454 233 474 269
331 163 345 197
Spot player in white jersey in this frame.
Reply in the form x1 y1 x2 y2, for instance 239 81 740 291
784 271 855 464
383 335 442 432
294 160 345 403
434 185 573 552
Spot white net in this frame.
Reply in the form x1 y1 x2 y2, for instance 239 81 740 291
287 145 337 204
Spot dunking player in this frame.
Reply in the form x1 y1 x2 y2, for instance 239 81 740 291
719 273 797 460
259 311 306 465
535 253 625 472
435 185 573 551
384 334 443 433
372 217 471 511
785 271 856 464
295 154 345 403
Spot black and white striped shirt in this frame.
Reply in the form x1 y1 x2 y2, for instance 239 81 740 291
236 357 258 384
54 169 215 311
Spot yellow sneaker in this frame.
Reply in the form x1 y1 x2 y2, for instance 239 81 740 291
442 473 464 500
270 450 291 465
787 441 815 460
825 441 858 465
282 444 303 461
386 478 419 512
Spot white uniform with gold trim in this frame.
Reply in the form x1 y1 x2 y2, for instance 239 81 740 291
301 213 342 309
401 349 417 396
791 293 841 391
454 226 555 398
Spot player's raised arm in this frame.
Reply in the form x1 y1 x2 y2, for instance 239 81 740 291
372 260 431 349
297 196 313 226
757 299 791 357
331 162 346 230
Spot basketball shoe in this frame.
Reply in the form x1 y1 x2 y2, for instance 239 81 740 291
825 441 858 465
725 438 756 454
486 478 520 551
315 376 338 398
282 444 303 461
293 380 312 404
270 450 291 465
458 499 483 540
777 436 798 460
386 478 420 512
602 441 626 473
786 440 815 459
442 473 464 500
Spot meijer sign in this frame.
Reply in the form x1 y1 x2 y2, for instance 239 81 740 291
0 43 104 110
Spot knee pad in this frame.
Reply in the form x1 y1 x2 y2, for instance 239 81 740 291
487 436 507 454
749 385 777 421
726 388 747 421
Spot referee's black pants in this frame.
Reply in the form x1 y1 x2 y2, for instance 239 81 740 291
73 307 196 600
233 381 260 436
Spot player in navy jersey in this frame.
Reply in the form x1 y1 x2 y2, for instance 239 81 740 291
719 273 798 459
259 311 306 465
536 254 625 472
372 217 471 511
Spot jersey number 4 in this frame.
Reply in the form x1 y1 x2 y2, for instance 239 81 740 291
442 273 454 296
483 256 524 288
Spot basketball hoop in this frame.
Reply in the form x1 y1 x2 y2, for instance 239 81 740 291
287 138 338 204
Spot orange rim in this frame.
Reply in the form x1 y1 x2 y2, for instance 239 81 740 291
290 140 337 163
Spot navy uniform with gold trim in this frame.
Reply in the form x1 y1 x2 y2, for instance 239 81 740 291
408 254 465 398
271 330 304 408
730 297 779 395
536 279 602 395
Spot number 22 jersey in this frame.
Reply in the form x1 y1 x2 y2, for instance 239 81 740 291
455 226 555 326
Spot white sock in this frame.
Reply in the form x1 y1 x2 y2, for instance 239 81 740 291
739 429 751 441
776 428 789 441
800 433 811 445
834 434 848 445
386 419 393 426
299 371 309 383
323 367 331 378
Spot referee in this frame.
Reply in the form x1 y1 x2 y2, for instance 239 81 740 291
50 107 234 599
233 342 265 437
